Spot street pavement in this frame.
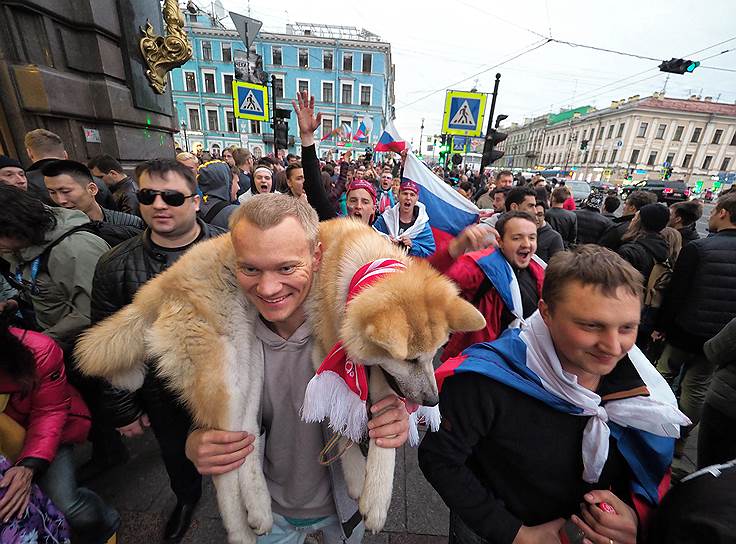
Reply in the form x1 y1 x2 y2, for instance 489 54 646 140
80 427 698 543
697 201 715 236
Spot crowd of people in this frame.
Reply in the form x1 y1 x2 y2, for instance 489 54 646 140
0 90 734 544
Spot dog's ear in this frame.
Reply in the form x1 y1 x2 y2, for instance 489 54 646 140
446 298 486 332
364 311 410 361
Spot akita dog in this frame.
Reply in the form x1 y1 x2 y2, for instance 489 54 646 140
74 218 484 542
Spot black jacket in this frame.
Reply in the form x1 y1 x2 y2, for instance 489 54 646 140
301 144 340 221
90 220 224 426
545 207 577 248
598 214 633 250
657 228 736 353
536 223 564 263
109 176 140 216
574 207 612 245
678 222 700 246
617 233 669 283
419 361 642 544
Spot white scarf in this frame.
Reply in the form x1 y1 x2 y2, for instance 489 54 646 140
375 201 430 240
520 311 691 483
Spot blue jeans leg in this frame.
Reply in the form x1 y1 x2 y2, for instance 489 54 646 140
38 445 120 543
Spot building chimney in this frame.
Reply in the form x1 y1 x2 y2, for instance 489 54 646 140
690 95 699 100
703 96 713 102
627 95 640 102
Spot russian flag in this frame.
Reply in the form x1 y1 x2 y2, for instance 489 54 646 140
353 120 368 142
403 152 479 242
374 120 406 152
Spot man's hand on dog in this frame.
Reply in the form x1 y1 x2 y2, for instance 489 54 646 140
368 395 410 448
185 429 255 475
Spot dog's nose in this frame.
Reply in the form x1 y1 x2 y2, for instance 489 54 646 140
423 392 439 407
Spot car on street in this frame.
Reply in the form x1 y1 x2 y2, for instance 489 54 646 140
565 180 592 205
590 181 619 195
620 179 692 205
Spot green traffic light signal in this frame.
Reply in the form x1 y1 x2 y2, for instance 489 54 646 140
686 61 700 72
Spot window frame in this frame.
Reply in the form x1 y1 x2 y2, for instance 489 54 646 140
342 52 353 72
690 127 702 143
682 153 692 168
637 122 648 138
340 81 353 105
225 108 236 132
222 73 234 96
298 48 309 69
297 79 310 96
187 107 201 132
272 74 285 99
202 69 217 94
646 151 657 166
221 43 232 63
359 84 372 106
362 52 372 73
201 40 212 61
712 129 723 145
323 50 334 71
250 120 261 134
655 124 667 139
702 155 713 170
720 157 732 171
321 116 334 140
272 46 283 66
321 81 334 103
206 108 219 132
184 70 197 93
673 125 684 141
630 149 640 164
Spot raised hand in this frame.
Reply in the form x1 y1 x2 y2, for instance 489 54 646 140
292 91 323 147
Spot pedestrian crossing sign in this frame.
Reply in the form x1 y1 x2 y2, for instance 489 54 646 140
442 90 487 137
233 81 269 121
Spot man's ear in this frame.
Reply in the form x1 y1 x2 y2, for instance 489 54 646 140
539 299 552 325
312 241 323 271
87 182 99 196
25 148 34 163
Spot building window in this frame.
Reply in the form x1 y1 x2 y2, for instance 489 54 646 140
637 122 648 138
589 128 595 141
672 125 684 141
593 151 599 164
617 123 625 138
341 82 352 104
299 48 309 68
362 53 372 73
250 120 261 134
322 82 333 103
630 149 640 164
223 74 234 95
607 124 614 139
207 109 219 131
188 108 201 131
601 150 607 163
202 41 212 61
343 52 353 71
222 43 232 62
682 153 692 168
647 151 657 166
656 124 667 139
273 76 284 99
359 85 371 106
321 117 334 139
691 127 702 143
712 129 723 144
297 79 309 95
188 14 198 23
611 148 618 163
721 157 732 171
226 110 236 132
702 155 713 170
203 72 215 93
184 71 197 92
323 50 333 70
666 152 675 165
582 129 587 140
272 47 282 66
731 131 736 145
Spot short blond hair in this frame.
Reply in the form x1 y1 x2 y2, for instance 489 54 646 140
229 193 319 249
176 152 198 163
24 129 65 156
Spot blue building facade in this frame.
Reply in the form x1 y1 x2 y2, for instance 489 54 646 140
170 14 395 159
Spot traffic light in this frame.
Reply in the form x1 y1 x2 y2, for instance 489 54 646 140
438 134 451 167
451 153 463 166
274 120 288 150
580 139 589 151
481 128 507 170
662 166 673 180
659 58 700 74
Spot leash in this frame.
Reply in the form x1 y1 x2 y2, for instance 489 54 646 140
319 433 354 466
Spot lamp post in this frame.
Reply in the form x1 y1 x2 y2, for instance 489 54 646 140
181 120 189 151
419 117 425 157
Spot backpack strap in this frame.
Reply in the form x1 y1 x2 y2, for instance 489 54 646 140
201 200 230 224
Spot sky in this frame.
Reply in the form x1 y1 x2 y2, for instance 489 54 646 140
219 0 736 145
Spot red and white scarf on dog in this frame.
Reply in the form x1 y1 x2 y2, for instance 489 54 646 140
301 258 441 445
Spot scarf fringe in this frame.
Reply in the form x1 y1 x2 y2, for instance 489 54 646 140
408 405 442 446
301 370 368 443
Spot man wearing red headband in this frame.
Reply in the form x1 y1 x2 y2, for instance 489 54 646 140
373 179 436 257
345 179 377 225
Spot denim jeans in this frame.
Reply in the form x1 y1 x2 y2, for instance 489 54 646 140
257 513 365 544
656 343 716 435
38 445 120 543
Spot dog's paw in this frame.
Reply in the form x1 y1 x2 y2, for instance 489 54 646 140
228 528 258 544
246 501 272 535
359 489 389 533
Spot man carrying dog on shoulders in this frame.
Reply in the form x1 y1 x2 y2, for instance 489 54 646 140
185 92 410 544
419 246 690 544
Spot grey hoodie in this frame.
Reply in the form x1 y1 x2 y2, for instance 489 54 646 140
197 161 239 230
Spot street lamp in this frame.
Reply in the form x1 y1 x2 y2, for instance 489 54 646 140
419 118 425 157
181 121 189 151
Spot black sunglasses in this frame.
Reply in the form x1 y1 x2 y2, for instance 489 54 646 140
137 189 196 207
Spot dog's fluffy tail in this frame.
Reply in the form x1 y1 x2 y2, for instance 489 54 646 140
74 302 152 391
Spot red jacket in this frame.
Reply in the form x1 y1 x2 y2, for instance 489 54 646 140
430 246 545 362
0 329 90 467
563 196 576 211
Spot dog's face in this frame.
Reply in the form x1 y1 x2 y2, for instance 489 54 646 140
341 260 485 406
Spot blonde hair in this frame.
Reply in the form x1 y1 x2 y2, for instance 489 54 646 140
229 193 319 249
24 129 64 156
176 152 198 163
660 226 683 262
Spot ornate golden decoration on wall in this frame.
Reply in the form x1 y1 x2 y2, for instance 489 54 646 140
139 0 193 94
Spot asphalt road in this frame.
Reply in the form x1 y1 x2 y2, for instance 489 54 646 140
697 202 715 236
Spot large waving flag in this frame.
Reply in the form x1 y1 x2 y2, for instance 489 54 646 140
374 120 406 152
403 152 479 238
353 120 368 142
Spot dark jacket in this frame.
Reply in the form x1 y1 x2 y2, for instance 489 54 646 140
574 207 612 245
535 223 564 263
301 144 341 221
197 161 239 229
598 214 633 250
657 228 736 353
26 158 116 209
678 222 700 246
91 220 224 426
101 207 145 229
704 317 736 419
109 176 140 216
418 363 639 544
545 207 577 247
617 233 669 283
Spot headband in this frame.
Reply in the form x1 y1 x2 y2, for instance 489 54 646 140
399 179 420 195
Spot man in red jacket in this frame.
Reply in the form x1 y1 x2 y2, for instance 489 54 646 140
431 211 546 361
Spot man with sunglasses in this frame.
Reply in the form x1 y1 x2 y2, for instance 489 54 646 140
91 159 224 543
